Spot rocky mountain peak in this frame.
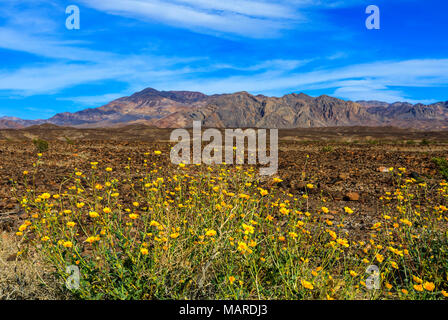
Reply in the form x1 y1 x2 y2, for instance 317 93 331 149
1 88 447 130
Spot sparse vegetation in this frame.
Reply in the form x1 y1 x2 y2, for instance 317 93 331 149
32 138 49 153
366 139 380 145
64 136 76 145
321 146 334 152
432 157 448 180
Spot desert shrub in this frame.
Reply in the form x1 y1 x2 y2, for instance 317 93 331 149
64 136 75 145
421 139 430 146
321 146 334 153
32 138 49 153
432 157 448 179
366 139 380 145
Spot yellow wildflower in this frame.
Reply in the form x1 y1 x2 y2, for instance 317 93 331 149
63 241 73 248
205 230 217 237
301 279 314 290
423 282 435 291
129 213 139 220
89 211 99 218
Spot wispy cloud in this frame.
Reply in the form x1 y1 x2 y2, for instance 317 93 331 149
57 93 128 106
155 59 448 103
1 39 447 103
211 59 312 72
79 0 372 38
173 0 297 19
0 54 205 95
0 28 117 63
79 0 302 38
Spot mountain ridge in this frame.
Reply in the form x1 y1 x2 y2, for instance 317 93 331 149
1 88 447 130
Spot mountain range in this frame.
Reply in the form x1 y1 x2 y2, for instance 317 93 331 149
1 88 448 130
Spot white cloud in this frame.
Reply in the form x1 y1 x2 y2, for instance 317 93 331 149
150 59 448 103
0 28 117 63
212 59 312 72
78 0 374 38
79 0 301 38
333 85 435 104
0 63 124 94
58 93 129 105
0 55 202 95
173 0 296 19
1 57 447 104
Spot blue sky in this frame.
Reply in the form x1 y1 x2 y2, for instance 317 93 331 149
0 0 447 119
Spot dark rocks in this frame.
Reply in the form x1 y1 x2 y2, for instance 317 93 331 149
409 171 420 180
6 253 18 261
